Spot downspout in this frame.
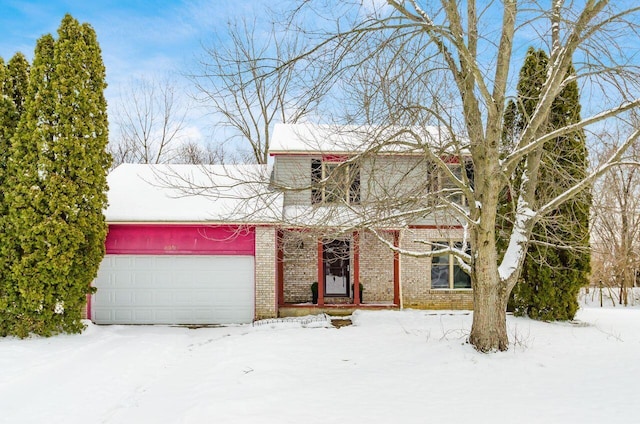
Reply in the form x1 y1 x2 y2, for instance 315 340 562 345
399 228 404 310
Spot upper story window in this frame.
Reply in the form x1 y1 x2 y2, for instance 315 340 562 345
311 158 360 205
432 158 474 206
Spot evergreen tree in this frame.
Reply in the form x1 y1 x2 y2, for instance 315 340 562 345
0 53 30 208
2 15 110 337
5 53 30 115
1 35 57 337
0 57 17 199
504 47 590 320
44 15 111 332
0 53 32 336
0 58 13 335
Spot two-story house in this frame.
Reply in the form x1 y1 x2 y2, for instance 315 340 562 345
270 124 473 316
89 124 472 325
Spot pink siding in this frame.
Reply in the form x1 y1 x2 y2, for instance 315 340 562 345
105 224 255 255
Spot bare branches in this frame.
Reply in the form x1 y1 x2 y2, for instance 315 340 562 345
110 77 192 167
192 17 333 164
591 137 640 304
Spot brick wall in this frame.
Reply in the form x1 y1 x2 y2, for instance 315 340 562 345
400 227 473 310
282 230 318 303
255 226 277 319
359 230 394 303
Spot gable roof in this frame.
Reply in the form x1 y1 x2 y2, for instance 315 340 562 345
105 163 282 223
269 123 464 155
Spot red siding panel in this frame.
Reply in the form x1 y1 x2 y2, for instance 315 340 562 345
105 224 255 255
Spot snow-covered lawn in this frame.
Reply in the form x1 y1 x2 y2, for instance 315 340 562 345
1 301 639 423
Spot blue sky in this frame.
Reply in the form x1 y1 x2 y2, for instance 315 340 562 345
1 1 637 149
0 0 271 145
0 0 264 80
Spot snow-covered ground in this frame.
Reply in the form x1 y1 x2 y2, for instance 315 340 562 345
1 296 639 424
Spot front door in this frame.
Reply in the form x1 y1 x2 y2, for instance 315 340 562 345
323 239 350 296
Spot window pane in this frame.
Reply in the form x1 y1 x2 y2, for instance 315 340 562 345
465 159 474 190
431 248 449 289
453 265 471 288
324 163 347 203
311 159 322 204
453 242 471 289
442 164 465 205
349 166 360 204
431 264 449 289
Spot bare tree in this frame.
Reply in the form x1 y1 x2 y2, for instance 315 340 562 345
110 77 191 167
265 1 640 351
591 134 640 305
174 141 227 165
191 16 332 164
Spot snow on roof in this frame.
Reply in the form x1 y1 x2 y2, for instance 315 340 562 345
105 164 282 223
269 123 465 155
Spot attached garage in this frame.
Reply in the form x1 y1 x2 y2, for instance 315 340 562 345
91 224 258 325
92 254 254 325
93 164 281 325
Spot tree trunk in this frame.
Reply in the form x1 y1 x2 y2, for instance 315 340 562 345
469 266 510 352
468 189 513 352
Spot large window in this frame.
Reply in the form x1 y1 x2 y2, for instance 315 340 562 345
311 159 360 205
430 242 471 289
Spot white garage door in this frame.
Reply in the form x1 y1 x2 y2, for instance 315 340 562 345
92 255 254 325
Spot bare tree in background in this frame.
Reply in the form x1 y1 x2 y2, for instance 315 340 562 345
191 17 332 164
591 134 640 306
262 1 640 351
174 141 227 165
110 77 191 167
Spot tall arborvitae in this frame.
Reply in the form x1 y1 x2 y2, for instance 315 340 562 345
44 15 111 332
505 47 590 320
1 35 57 337
2 15 110 337
6 53 30 115
0 58 13 335
0 53 30 203
0 57 17 201
0 53 31 336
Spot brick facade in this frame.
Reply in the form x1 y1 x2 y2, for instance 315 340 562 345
359 230 394 303
281 231 318 303
277 227 472 311
400 227 473 309
255 226 277 319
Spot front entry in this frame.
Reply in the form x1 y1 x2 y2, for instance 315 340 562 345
323 239 350 297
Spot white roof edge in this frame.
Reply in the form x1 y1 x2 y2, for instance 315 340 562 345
269 123 469 154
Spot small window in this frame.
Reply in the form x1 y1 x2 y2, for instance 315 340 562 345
442 164 465 206
311 159 360 205
430 241 471 289
433 159 473 206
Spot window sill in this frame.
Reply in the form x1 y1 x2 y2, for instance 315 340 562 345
427 288 473 293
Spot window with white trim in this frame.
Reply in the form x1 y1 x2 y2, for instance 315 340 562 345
311 159 360 205
430 241 471 289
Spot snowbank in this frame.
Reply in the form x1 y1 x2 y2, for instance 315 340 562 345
0 306 636 423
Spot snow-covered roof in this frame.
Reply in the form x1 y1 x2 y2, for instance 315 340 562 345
269 123 465 155
105 164 282 223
